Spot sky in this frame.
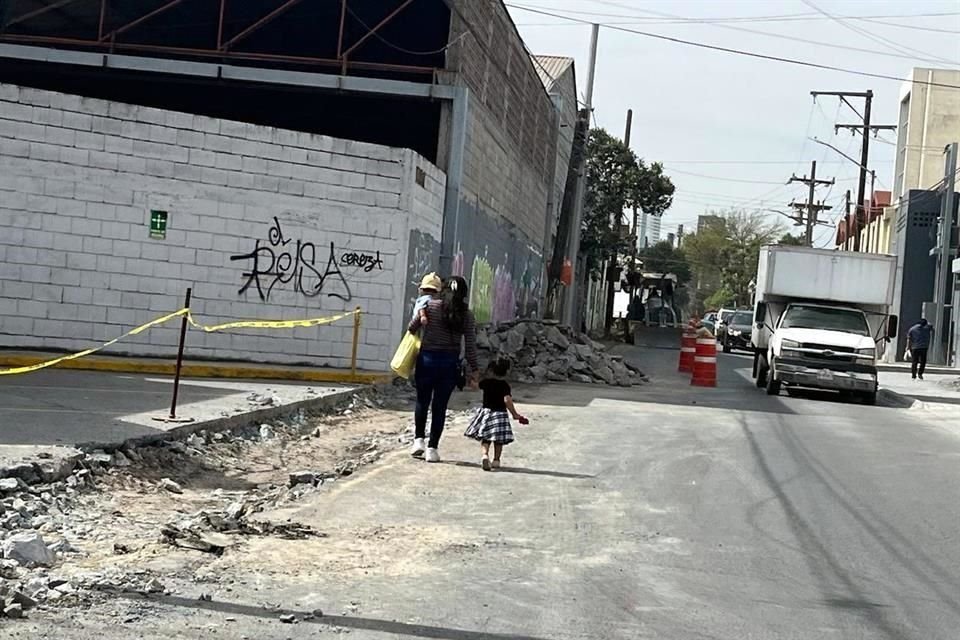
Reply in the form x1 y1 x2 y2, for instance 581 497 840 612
505 0 960 248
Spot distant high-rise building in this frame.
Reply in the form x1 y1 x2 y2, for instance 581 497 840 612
697 214 723 233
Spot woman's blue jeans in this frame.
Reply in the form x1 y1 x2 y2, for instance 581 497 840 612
414 350 459 449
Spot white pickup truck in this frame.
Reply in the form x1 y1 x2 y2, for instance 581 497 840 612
751 246 899 405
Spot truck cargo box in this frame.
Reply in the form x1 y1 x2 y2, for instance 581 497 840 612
754 246 896 307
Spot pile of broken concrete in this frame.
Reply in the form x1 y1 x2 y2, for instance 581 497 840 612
476 320 646 386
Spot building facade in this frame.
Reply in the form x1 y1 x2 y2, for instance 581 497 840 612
0 1 570 366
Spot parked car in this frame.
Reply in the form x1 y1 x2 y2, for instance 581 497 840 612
718 310 754 353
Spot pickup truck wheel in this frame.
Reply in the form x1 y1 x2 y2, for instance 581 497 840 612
755 356 768 387
861 391 877 405
765 361 781 396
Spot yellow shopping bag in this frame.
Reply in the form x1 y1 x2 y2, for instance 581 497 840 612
390 332 421 379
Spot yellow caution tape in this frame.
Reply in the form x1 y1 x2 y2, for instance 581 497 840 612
186 308 359 333
0 307 360 376
0 308 188 376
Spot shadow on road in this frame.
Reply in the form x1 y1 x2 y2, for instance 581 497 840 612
103 589 557 640
442 460 595 480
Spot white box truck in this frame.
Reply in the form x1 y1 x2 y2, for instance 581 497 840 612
751 246 898 405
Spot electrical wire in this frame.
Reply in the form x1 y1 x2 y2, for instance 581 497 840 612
505 5 960 90
799 0 958 66
661 168 786 185
343 4 469 56
516 2 960 25
546 0 960 66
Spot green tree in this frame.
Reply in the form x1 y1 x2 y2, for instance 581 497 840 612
581 129 675 278
778 232 805 246
683 210 783 312
640 240 691 286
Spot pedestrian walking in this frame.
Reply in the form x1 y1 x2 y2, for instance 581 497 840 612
408 276 479 463
907 318 933 380
463 358 528 471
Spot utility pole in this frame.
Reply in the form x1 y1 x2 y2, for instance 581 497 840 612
810 90 896 251
604 109 632 335
563 23 599 329
844 190 852 250
787 160 834 246
931 142 958 364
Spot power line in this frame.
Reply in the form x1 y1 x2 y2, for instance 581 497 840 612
556 0 960 65
662 167 786 184
514 2 960 24
799 0 958 66
505 5 960 90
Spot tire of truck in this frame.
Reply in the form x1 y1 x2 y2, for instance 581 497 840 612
861 390 877 405
765 359 781 396
755 354 768 387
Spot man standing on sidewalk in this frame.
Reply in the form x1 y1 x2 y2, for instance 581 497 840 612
907 318 933 380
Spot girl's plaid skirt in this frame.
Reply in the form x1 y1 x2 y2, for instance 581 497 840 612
464 408 514 444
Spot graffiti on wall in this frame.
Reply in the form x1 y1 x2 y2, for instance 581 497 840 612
231 216 383 302
469 254 494 323
405 229 441 313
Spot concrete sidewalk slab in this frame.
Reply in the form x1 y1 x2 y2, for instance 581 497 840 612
0 369 358 483
878 370 960 412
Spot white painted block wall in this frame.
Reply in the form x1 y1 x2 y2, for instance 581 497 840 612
0 83 446 369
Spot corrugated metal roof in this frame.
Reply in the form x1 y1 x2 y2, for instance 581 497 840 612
531 55 574 91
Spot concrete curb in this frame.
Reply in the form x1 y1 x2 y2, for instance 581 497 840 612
877 388 920 409
0 387 364 487
0 352 392 385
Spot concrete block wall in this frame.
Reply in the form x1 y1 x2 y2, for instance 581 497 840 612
444 0 558 322
0 83 444 369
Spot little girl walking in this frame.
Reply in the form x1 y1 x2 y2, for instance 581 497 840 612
464 359 528 471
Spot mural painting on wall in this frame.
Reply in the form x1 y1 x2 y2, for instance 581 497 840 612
458 246 542 324
231 216 383 303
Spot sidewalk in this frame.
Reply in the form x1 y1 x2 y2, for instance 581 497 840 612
878 369 960 410
0 368 358 484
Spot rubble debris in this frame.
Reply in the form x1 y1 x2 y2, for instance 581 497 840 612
159 478 183 495
3 532 56 568
259 424 275 441
0 478 22 493
288 471 317 487
279 613 297 624
3 602 22 618
475 320 646 386
142 578 165 594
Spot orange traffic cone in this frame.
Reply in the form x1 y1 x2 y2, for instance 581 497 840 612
691 337 717 387
678 326 696 373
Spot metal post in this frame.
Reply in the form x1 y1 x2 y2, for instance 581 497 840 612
350 306 362 376
853 90 873 252
169 287 191 420
932 143 958 364
216 0 226 50
805 160 817 246
563 23 599 329
605 108 632 336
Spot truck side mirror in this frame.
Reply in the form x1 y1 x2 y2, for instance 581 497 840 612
755 302 766 328
887 315 898 339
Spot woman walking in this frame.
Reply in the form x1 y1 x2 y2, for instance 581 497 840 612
407 276 479 463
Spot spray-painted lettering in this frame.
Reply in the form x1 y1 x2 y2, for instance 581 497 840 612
231 217 351 302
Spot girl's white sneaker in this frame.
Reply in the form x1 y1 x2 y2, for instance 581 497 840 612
491 460 501 470
425 448 441 463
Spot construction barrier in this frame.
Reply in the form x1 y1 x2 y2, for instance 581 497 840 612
691 337 717 387
678 325 696 373
0 307 362 377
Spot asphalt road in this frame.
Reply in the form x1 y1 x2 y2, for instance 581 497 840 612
14 345 960 640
